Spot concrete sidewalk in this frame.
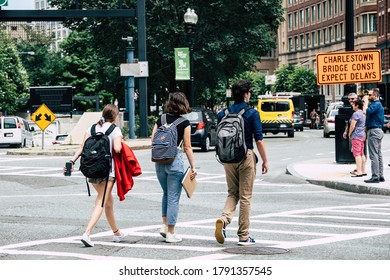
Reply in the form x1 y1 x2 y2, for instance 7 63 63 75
287 157 390 196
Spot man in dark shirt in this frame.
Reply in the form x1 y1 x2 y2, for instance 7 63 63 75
363 88 384 183
214 80 268 246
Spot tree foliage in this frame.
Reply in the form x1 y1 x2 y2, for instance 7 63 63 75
0 29 29 114
49 0 284 110
274 64 318 95
17 27 65 87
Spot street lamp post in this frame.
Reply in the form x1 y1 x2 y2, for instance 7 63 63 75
184 8 198 107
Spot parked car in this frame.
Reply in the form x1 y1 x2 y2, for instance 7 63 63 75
383 116 390 133
0 116 34 148
323 109 339 138
293 114 304 131
183 108 218 152
52 134 68 145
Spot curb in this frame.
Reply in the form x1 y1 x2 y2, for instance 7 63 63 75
286 164 390 197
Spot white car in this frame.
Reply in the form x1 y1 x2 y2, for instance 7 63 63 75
323 109 339 138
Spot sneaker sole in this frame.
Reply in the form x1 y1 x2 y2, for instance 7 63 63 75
237 240 256 246
215 219 225 244
81 239 93 247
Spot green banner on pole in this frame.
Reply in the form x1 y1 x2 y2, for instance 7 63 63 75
175 48 190 81
0 0 8 6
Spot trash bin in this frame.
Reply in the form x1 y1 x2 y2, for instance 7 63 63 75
335 106 355 163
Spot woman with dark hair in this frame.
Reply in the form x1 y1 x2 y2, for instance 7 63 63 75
66 104 126 247
349 99 367 177
151 92 197 243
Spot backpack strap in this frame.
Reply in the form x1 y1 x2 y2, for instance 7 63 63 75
90 124 97 136
172 116 187 126
238 105 251 116
161 114 167 125
105 124 116 136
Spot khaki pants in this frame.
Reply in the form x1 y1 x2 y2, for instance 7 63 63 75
220 149 257 240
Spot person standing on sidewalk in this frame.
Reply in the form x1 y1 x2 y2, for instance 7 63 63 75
363 88 385 183
151 92 197 243
214 80 268 246
347 99 367 177
66 104 127 247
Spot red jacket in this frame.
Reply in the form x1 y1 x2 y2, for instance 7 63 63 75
113 142 142 201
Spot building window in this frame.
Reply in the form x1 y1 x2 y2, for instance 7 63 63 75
294 12 298 28
340 22 344 38
328 0 332 17
317 4 321 21
356 17 360 33
329 26 333 42
300 35 304 49
388 12 390 34
311 6 316 22
334 24 338 41
300 10 304 27
334 0 338 14
340 0 343 12
312 31 315 46
317 30 321 45
323 1 327 19
295 36 299 50
323 28 327 43
306 7 310 25
362 13 377 33
288 38 293 51
288 13 292 29
306 33 310 48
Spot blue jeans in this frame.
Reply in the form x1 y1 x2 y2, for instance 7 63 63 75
155 151 184 226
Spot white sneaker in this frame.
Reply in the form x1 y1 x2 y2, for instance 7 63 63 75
81 233 94 247
160 224 168 238
166 232 182 243
113 232 128 243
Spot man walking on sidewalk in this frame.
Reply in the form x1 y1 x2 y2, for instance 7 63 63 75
363 88 385 183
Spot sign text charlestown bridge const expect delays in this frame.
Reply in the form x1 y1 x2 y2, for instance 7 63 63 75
316 50 382 85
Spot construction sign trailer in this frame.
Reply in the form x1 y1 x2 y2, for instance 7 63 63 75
316 50 382 85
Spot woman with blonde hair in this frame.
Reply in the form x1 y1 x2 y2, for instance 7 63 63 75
66 104 126 247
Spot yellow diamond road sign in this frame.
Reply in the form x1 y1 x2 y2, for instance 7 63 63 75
31 104 56 131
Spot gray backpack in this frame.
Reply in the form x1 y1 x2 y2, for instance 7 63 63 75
216 106 250 164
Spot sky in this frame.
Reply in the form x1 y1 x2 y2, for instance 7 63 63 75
2 0 34 10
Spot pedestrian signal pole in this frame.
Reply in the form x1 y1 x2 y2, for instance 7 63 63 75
123 36 136 139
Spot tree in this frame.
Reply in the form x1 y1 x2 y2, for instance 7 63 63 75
287 67 318 95
274 64 295 93
50 0 284 111
17 27 65 87
274 64 318 94
0 29 29 115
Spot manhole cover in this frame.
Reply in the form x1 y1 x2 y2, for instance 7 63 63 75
223 247 289 255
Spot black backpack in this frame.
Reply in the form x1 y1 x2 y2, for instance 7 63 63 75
80 123 115 207
216 106 250 164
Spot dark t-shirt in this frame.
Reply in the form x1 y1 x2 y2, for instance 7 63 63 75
156 114 190 147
